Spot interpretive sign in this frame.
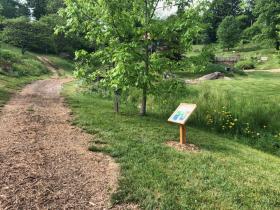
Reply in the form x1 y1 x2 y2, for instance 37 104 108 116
168 103 197 144
168 103 197 125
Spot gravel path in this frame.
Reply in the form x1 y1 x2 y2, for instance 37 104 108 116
0 77 135 209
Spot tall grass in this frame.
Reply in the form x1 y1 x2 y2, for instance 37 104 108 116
186 72 280 139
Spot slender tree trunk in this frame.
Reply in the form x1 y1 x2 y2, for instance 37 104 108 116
114 90 121 113
21 46 25 55
140 0 149 116
140 42 149 116
140 85 147 116
276 40 280 51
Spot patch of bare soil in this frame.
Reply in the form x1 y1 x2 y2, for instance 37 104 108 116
166 141 200 153
0 78 137 209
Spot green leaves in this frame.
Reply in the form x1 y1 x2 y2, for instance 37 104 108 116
59 0 203 112
217 16 241 49
254 0 280 49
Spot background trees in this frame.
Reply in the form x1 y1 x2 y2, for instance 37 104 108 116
0 0 29 19
26 0 65 20
254 0 280 50
203 0 242 43
217 16 241 50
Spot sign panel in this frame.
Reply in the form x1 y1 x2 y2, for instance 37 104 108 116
168 103 197 125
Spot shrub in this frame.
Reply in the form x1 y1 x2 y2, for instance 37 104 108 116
201 45 215 62
205 63 227 73
151 79 190 115
235 60 255 70
217 16 241 50
182 46 216 74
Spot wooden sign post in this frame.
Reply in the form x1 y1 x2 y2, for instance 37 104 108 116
168 103 197 144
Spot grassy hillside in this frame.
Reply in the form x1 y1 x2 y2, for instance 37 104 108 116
0 44 74 108
0 44 49 108
63 82 280 210
190 44 280 70
187 72 280 138
118 71 280 149
45 55 75 76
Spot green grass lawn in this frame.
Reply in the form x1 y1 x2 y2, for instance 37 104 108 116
63 82 280 210
0 44 73 108
45 55 75 76
216 47 279 70
187 72 280 136
190 44 280 70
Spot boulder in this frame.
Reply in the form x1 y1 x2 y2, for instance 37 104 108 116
198 72 224 81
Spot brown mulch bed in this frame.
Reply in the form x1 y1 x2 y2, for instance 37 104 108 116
166 141 200 153
0 78 138 210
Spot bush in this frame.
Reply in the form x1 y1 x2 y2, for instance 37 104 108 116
235 60 255 70
151 79 190 115
205 63 227 73
182 45 216 74
201 45 215 62
217 16 241 49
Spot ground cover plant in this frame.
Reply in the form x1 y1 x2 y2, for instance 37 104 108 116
63 82 280 210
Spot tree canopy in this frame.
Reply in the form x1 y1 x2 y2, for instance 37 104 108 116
254 0 280 50
0 0 29 19
58 0 202 115
217 16 241 49
203 0 242 42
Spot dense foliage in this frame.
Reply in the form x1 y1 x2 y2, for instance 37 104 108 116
217 16 241 49
254 0 280 50
58 0 203 115
0 0 29 19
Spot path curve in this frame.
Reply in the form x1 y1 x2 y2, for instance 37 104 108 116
245 68 280 73
0 77 131 209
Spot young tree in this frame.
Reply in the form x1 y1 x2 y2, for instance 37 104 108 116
254 0 280 50
217 16 241 50
58 0 202 115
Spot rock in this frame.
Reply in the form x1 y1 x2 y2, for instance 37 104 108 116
198 72 224 81
223 77 232 80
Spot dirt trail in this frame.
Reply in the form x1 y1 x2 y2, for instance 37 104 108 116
37 56 59 77
0 60 136 209
245 68 280 73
